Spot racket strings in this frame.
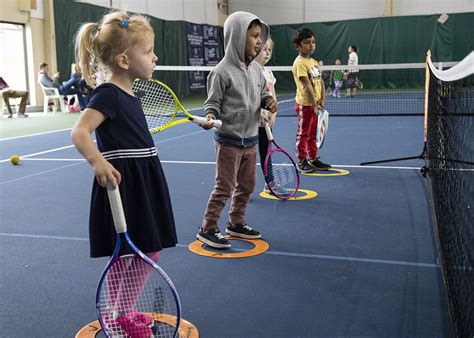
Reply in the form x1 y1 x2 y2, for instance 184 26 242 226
265 151 298 193
99 256 178 337
133 80 179 131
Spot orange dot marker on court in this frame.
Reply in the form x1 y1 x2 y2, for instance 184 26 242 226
75 314 199 338
188 237 270 258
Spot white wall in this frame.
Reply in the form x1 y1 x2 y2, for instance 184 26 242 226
228 0 474 25
55 0 474 26
77 0 220 25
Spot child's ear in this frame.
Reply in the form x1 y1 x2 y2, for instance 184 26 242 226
116 53 129 70
293 43 299 50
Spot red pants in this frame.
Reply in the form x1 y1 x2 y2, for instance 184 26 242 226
295 104 318 162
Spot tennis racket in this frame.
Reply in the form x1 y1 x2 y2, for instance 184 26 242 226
316 109 329 149
263 122 300 199
133 79 222 133
96 185 181 338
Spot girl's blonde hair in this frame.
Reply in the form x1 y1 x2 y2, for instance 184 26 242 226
75 11 154 87
256 36 273 65
266 36 274 50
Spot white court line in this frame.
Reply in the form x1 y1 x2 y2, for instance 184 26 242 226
0 127 73 141
0 129 205 163
9 158 425 170
334 164 421 170
0 144 77 163
0 145 78 163
0 161 86 185
0 107 204 142
5 156 426 170
0 130 209 184
3 158 471 185
21 158 85 162
0 232 439 268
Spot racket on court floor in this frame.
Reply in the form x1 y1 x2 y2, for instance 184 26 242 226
316 109 329 149
263 122 300 199
96 185 181 338
133 79 222 133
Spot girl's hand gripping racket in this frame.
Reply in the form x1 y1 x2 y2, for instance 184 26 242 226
96 185 181 337
316 109 329 149
133 79 222 133
263 122 300 200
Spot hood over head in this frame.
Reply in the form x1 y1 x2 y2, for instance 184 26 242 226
223 11 269 66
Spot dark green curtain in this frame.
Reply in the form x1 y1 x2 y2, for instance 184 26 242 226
53 0 170 82
268 12 473 91
53 1 472 93
53 0 106 81
156 20 189 95
53 0 223 96
268 12 474 66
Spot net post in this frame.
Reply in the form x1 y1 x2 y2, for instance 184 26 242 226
423 50 431 145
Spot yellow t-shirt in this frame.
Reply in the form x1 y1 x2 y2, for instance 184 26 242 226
292 56 322 106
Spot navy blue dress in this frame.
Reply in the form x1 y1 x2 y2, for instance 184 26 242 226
87 83 177 258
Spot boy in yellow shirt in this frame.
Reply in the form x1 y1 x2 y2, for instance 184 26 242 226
292 28 331 172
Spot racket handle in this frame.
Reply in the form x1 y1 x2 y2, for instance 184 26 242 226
106 184 127 234
192 116 222 128
212 119 222 128
264 122 274 141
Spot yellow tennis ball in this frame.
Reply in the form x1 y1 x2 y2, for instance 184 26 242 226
10 155 21 165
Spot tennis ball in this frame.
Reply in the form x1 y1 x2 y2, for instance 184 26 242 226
10 155 21 165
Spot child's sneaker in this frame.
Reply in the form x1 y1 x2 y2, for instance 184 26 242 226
197 228 231 249
103 313 125 335
127 310 153 327
117 311 153 338
226 222 261 239
309 157 331 171
265 182 291 197
270 186 292 197
297 159 314 173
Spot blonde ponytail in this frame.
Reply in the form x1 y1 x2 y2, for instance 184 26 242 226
75 23 99 88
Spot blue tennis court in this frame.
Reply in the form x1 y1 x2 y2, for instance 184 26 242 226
0 114 452 337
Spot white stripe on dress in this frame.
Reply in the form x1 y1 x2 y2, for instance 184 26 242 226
102 147 157 160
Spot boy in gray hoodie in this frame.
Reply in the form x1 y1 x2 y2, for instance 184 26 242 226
197 11 277 249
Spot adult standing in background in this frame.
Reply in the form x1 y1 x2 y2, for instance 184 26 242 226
344 44 359 97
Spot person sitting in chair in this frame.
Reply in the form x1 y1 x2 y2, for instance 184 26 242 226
0 76 29 118
71 63 92 106
38 62 87 110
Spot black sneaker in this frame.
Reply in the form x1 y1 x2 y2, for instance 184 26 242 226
309 157 331 171
297 159 314 173
226 222 261 239
196 228 231 249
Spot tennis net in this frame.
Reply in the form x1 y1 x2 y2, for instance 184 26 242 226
153 62 459 116
425 52 474 337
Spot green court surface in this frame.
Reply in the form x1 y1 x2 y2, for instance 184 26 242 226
0 112 81 139
0 94 209 140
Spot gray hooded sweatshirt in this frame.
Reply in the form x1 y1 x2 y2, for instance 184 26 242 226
204 11 272 147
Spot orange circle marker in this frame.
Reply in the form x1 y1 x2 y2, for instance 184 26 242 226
76 314 199 338
188 237 269 258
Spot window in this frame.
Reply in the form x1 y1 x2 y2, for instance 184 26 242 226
0 22 27 91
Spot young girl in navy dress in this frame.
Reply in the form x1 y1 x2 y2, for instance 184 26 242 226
71 11 177 335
